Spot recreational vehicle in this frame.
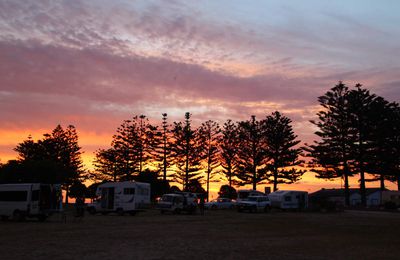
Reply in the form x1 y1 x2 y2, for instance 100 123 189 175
0 183 62 221
268 190 308 210
87 181 150 215
237 189 266 203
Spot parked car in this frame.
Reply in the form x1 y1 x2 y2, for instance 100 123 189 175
237 195 271 213
156 192 198 214
205 198 235 210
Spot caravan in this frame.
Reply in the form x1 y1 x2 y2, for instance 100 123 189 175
0 183 62 221
88 181 150 215
237 189 266 203
268 190 308 210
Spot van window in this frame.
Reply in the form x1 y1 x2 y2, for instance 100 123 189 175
284 196 292 202
124 188 135 195
0 191 28 201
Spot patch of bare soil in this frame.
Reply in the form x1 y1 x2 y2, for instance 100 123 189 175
0 209 399 259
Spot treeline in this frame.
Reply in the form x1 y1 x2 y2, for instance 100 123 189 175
92 111 304 201
0 81 399 206
306 82 400 207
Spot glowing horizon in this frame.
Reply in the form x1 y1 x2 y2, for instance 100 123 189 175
1 1 399 192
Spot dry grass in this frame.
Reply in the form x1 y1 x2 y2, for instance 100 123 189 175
0 209 399 259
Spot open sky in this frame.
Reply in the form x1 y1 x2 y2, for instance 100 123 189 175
1 0 399 192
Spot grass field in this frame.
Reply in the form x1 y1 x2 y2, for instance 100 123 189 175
0 209 399 259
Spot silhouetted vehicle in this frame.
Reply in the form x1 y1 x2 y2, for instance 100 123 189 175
237 195 271 213
268 190 308 210
87 181 150 215
205 198 235 210
237 189 266 203
157 192 198 214
0 183 62 221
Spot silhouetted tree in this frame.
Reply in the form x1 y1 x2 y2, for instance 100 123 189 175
111 115 158 180
218 184 237 199
14 125 85 204
93 148 122 182
69 181 87 199
236 115 268 190
347 84 377 207
170 113 204 191
306 82 356 206
219 120 240 188
264 111 304 191
153 113 173 181
186 179 206 194
198 120 221 201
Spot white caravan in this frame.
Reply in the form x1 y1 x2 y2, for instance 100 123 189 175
237 189 266 203
88 181 150 215
268 190 308 210
0 183 62 221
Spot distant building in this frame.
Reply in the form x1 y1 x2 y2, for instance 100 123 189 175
309 188 400 207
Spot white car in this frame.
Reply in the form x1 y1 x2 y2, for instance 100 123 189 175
205 198 235 210
237 196 271 213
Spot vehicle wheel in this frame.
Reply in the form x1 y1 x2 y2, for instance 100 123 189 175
1 215 9 221
37 215 47 222
173 208 181 214
229 205 235 210
101 211 109 215
13 210 24 222
211 205 217 210
116 208 124 216
129 211 136 216
237 208 243 212
88 207 96 215
251 206 257 213
160 210 165 214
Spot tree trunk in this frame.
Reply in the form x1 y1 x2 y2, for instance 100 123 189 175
274 166 278 192
206 170 210 202
380 174 385 191
344 171 350 207
359 167 367 207
65 185 69 205
252 165 257 190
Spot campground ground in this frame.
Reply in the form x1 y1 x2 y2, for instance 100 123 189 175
0 209 399 259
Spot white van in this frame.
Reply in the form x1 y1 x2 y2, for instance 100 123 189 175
0 183 62 221
237 189 266 203
87 181 150 215
268 190 308 210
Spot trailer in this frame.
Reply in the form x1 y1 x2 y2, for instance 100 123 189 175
0 183 62 221
268 190 308 210
88 181 150 215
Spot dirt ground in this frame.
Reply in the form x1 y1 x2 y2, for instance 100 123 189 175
0 209 399 260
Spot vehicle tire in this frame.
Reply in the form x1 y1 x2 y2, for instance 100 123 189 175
88 207 96 215
251 206 257 213
129 211 136 216
173 208 181 214
37 215 47 222
211 205 217 210
264 206 271 213
160 210 165 214
101 211 109 215
12 210 24 222
1 215 9 221
229 205 235 210
116 208 124 216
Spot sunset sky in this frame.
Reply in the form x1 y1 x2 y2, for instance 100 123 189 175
1 0 399 193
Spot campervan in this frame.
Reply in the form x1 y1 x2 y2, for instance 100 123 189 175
0 183 62 221
88 181 150 215
268 190 308 210
237 189 266 203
